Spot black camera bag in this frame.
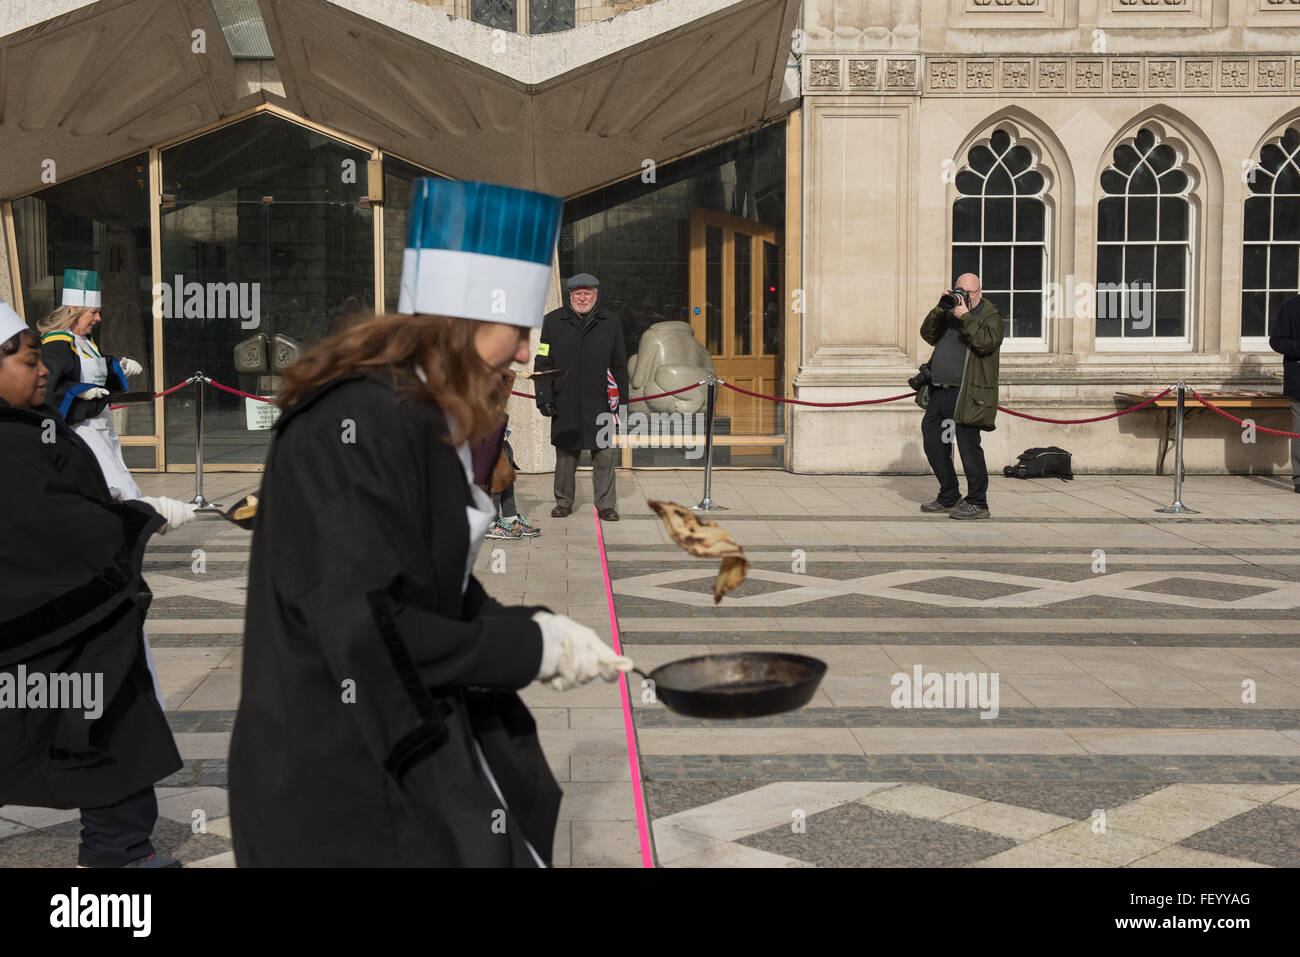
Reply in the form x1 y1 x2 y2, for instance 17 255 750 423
1003 446 1074 481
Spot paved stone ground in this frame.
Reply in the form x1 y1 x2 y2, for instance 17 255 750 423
609 471 1300 868
2 469 1298 867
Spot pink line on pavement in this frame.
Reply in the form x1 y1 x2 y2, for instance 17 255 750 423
593 505 655 868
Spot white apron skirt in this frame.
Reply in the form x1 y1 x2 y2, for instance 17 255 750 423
71 336 158 704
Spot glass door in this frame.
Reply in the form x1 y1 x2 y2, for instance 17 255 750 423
158 113 374 468
688 208 784 461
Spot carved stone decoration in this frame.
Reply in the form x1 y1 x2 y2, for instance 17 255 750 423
1295 59 1300 86
1112 61 1141 88
1221 60 1250 88
930 61 958 90
1038 61 1066 90
1259 60 1287 87
1148 61 1176 88
847 59 879 89
966 61 995 89
1118 0 1188 4
1185 60 1213 89
1076 61 1104 89
886 59 917 90
1002 61 1030 89
809 59 840 89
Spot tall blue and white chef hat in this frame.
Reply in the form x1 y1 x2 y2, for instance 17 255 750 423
0 300 29 344
397 179 563 329
61 268 101 308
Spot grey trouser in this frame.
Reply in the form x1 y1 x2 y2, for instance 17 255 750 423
554 447 618 510
1292 398 1300 489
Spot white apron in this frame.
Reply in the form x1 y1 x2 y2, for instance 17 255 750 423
73 335 162 707
71 334 141 502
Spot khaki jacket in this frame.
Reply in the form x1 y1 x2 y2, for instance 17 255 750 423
919 298 1005 430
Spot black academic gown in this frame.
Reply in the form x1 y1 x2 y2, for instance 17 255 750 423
534 305 628 451
228 371 562 867
0 399 181 809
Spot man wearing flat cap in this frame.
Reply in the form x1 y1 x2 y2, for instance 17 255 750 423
535 273 628 521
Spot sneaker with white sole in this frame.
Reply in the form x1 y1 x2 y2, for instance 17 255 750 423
486 519 523 540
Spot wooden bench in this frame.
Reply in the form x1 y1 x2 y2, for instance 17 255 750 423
1115 391 1291 475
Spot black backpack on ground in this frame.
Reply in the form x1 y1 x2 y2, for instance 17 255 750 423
1003 446 1074 481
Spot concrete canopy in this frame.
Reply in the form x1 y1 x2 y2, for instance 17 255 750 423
0 0 799 200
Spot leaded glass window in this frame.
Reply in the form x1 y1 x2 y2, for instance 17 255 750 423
530 0 574 34
951 128 1048 342
1242 127 1300 341
471 0 516 32
1096 127 1191 341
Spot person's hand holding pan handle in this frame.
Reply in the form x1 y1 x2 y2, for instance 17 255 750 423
532 611 633 691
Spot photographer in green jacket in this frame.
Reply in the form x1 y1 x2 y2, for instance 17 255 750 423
916 273 1004 520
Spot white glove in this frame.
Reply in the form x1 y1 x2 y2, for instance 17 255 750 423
82 386 110 400
533 611 633 691
140 496 198 534
119 357 143 377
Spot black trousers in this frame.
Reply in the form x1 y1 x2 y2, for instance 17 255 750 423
79 786 158 867
922 386 989 509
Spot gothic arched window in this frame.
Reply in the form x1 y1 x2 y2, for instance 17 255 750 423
1242 126 1300 341
952 129 1048 342
1096 127 1192 342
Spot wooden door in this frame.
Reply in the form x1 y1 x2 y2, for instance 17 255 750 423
688 209 783 455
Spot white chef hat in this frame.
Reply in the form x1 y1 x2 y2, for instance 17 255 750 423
397 179 563 329
0 300 30 345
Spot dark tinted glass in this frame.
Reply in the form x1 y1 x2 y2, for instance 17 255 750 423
1156 245 1184 289
1242 244 1268 289
1243 197 1271 241
1159 197 1187 241
984 198 1013 241
1015 198 1044 242
953 198 981 241
1242 291 1267 337
1128 197 1157 241
1125 244 1155 285
982 245 1011 290
1098 197 1125 242
1013 245 1042 289
1155 291 1184 337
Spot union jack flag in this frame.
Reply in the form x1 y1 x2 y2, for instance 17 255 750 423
607 369 620 427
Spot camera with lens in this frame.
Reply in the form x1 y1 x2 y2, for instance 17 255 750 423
939 287 971 311
907 362 932 392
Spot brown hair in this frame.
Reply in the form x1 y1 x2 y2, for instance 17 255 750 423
37 305 95 334
277 312 503 446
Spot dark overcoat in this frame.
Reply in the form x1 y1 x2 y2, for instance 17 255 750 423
0 399 181 809
227 371 562 866
533 304 628 451
1269 294 1300 400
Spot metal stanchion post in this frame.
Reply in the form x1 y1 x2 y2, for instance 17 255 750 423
691 375 727 512
189 373 223 512
1156 380 1198 515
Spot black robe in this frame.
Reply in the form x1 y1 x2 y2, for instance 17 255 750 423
228 371 562 866
0 399 181 809
533 305 629 451
40 333 128 426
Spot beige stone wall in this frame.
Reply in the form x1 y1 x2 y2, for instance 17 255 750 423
794 3 1300 473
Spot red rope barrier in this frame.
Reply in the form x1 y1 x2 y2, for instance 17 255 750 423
1189 389 1300 438
997 387 1174 424
511 381 707 403
721 381 918 407
207 379 277 403
108 378 192 410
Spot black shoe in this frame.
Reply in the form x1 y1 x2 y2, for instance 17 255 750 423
920 499 959 513
551 505 572 518
598 508 620 521
949 500 990 520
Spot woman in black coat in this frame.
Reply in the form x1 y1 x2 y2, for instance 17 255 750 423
0 306 188 867
228 179 631 866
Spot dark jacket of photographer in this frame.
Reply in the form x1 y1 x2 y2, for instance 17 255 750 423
919 298 1005 431
1269 293 1300 400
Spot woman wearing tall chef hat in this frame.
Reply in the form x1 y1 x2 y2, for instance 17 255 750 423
229 180 634 866
0 301 190 867
39 269 179 515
